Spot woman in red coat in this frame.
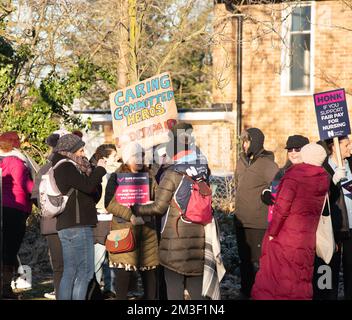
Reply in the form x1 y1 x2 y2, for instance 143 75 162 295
251 143 330 300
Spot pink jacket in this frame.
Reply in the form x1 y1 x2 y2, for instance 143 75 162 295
0 155 34 213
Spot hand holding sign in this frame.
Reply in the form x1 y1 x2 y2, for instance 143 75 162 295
314 88 351 169
332 167 347 185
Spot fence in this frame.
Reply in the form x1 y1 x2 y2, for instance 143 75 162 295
210 174 235 214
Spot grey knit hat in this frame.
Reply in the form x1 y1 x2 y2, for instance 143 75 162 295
54 134 85 153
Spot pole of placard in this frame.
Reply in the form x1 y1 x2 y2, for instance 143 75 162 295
0 168 3 299
333 137 344 168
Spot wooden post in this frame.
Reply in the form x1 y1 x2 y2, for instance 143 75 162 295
333 137 344 168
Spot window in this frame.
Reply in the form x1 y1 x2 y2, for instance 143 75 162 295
281 3 314 95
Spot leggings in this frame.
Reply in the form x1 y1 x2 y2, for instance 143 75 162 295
115 268 157 300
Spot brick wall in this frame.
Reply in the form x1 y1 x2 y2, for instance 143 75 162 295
213 1 352 167
187 121 236 173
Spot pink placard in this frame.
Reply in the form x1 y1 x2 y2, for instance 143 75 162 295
115 173 150 207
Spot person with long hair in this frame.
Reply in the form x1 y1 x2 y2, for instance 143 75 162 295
90 144 120 299
51 134 106 300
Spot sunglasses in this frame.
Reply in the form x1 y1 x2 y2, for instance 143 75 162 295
287 148 301 153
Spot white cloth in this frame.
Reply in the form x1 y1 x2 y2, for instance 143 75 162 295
202 218 226 300
97 213 113 221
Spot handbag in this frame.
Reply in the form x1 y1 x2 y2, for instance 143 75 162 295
316 193 335 264
105 227 135 254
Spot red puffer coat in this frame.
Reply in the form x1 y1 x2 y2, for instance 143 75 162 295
251 163 330 300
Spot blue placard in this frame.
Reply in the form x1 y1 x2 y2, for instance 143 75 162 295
314 88 351 140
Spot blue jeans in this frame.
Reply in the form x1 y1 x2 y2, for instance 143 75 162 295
58 227 94 300
94 243 116 293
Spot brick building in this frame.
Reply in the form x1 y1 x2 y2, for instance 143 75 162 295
213 0 352 167
81 0 352 173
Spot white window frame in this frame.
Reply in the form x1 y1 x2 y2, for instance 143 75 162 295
280 1 315 96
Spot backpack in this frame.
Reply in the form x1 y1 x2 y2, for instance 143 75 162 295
38 159 76 218
172 174 213 235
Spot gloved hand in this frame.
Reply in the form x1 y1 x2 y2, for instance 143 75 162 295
130 214 145 226
332 167 346 185
261 190 275 205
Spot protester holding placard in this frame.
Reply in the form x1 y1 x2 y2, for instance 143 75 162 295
131 123 212 300
104 141 159 300
313 136 352 300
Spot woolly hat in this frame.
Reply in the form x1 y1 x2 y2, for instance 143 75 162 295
301 143 327 167
46 129 70 148
285 135 310 149
53 134 85 153
0 131 21 148
122 141 143 164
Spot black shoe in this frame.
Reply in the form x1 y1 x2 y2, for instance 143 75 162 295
103 291 116 300
2 289 20 300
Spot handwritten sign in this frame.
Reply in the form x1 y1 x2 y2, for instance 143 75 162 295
109 72 178 149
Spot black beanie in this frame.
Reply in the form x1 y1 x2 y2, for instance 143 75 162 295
53 134 85 153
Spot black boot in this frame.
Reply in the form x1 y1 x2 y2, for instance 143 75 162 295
1 265 19 300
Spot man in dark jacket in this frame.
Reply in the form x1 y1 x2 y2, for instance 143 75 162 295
234 127 279 299
313 136 352 300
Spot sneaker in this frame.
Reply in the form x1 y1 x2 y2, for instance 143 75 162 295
44 291 56 300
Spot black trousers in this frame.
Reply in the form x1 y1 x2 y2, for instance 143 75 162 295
2 208 27 266
313 233 352 300
115 268 157 300
156 266 168 300
46 233 64 296
164 268 204 300
235 226 266 298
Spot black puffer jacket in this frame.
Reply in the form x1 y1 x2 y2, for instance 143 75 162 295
133 169 205 276
52 153 106 231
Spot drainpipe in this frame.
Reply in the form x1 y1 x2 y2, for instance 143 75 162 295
235 13 244 160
